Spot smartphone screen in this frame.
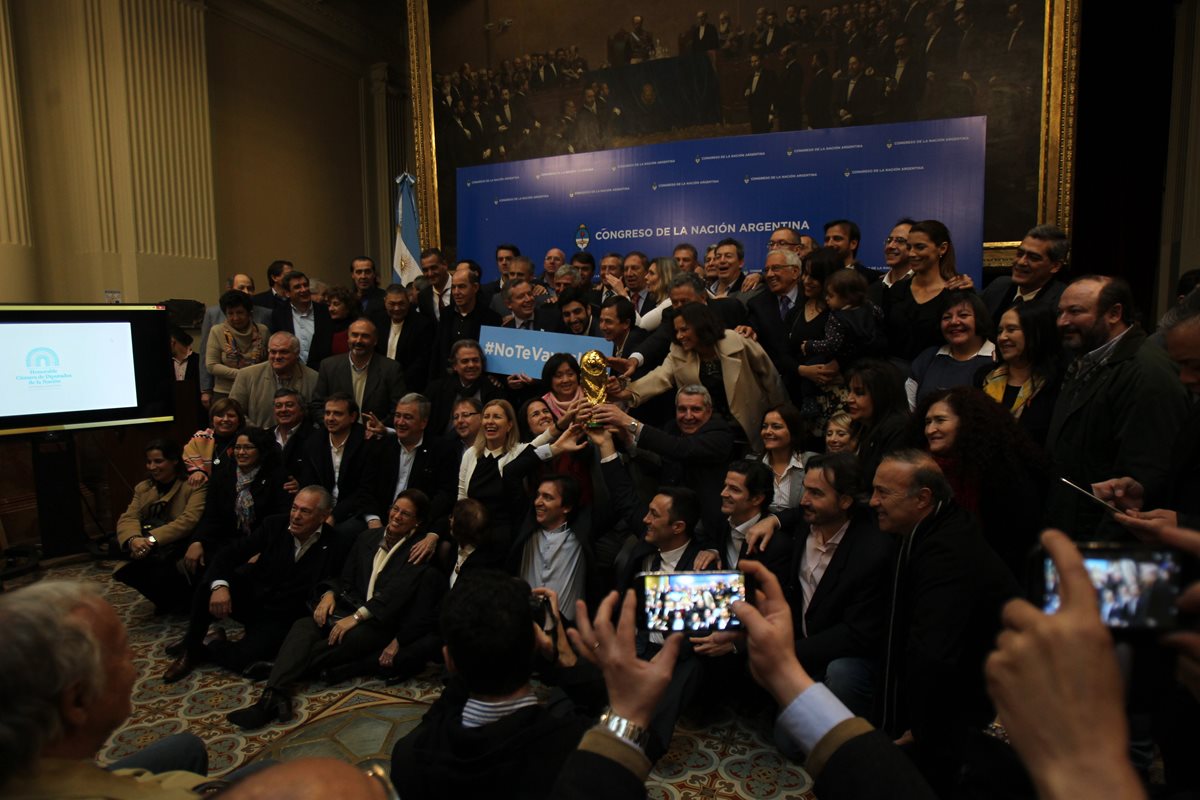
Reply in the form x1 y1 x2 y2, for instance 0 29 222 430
1040 547 1181 630
636 570 746 633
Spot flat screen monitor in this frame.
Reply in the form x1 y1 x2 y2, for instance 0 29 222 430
0 305 174 436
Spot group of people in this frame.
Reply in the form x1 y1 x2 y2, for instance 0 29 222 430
7 213 1200 800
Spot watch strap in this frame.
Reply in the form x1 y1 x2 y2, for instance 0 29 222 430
598 707 650 750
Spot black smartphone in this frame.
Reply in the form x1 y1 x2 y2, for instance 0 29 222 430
1032 543 1183 631
1059 477 1119 517
634 570 746 634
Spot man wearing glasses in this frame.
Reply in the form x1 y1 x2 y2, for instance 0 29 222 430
867 218 915 306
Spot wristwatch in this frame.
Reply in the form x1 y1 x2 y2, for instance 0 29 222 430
598 707 650 750
145 534 158 547
626 420 639 435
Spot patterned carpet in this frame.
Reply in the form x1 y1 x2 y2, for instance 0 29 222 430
27 561 815 799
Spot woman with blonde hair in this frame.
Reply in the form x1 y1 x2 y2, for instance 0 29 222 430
637 256 679 331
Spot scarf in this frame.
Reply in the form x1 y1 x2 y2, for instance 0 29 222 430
981 365 1045 420
234 465 261 535
221 324 265 369
542 387 583 420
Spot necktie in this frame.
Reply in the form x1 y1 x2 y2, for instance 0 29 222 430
779 294 792 320
630 292 640 312
651 553 663 571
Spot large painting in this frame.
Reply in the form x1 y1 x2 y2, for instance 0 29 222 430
406 0 1078 258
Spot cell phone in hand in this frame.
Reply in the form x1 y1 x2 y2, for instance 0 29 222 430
1059 477 1119 516
635 570 746 634
1031 543 1183 631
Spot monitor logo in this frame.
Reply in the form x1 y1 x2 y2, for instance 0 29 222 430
26 347 59 369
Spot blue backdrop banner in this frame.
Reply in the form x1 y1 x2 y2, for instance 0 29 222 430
457 116 986 284
479 326 613 376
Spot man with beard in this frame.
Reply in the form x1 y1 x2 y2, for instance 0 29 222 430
558 288 602 337
312 319 406 424
1044 276 1188 537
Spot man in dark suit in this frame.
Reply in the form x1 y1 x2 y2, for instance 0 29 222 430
739 247 803 397
362 394 458 535
599 296 648 360
834 55 883 126
715 460 793 577
980 224 1069 322
301 393 382 537
692 11 719 52
781 453 895 718
271 271 334 368
426 340 505 435
270 387 312 495
806 51 834 129
162 486 351 682
312 318 406 423
745 53 777 134
621 252 657 318
417 247 452 323
592 388 733 557
351 256 386 317
373 283 434 393
500 279 550 331
871 450 1019 795
252 259 293 311
883 33 925 122
227 489 445 728
777 45 807 131
433 264 503 381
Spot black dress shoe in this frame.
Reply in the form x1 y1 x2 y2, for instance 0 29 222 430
164 638 187 658
227 688 293 730
320 662 368 685
242 661 274 681
163 654 197 684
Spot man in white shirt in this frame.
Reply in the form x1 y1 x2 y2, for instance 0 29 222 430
716 459 792 577
517 476 587 622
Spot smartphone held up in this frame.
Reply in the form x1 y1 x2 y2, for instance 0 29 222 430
635 570 746 634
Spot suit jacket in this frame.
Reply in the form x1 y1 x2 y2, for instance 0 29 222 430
745 289 803 397
322 527 445 631
692 22 719 51
979 275 1065 323
806 67 834 129
746 69 778 133
228 360 319 429
633 299 749 369
313 352 406 424
205 514 351 620
885 57 926 122
300 424 381 522
252 289 289 311
1044 325 1189 537
371 310 435 393
197 304 272 391
417 282 452 323
784 511 896 676
432 304 504 380
634 417 734 551
715 515 793 578
363 434 458 526
883 501 1018 791
271 302 335 368
358 285 387 318
834 74 884 125
426 375 506 436
273 421 313 485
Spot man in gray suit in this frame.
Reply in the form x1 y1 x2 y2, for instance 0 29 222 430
198 273 273 408
229 332 319 428
312 319 406 424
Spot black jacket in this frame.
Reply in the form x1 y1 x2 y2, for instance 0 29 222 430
193 464 291 553
321 527 445 632
784 510 896 676
371 310 435 393
363 434 458 527
270 302 334 368
299 424 380 522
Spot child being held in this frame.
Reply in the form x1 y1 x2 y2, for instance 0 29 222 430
797 270 886 368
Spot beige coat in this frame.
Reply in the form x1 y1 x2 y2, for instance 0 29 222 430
228 359 319 428
628 332 786 450
116 478 206 548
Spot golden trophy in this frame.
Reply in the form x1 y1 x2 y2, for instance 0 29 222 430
579 349 609 426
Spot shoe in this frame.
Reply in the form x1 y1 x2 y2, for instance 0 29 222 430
164 637 187 658
202 626 227 647
227 688 293 730
320 662 368 685
163 654 197 684
242 661 274 681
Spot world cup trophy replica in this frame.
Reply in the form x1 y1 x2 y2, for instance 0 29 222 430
579 349 609 426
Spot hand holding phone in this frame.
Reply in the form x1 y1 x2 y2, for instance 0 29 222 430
635 571 745 634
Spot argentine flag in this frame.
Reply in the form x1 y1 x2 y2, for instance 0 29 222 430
392 173 422 286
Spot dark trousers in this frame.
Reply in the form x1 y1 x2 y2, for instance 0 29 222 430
266 614 394 691
114 550 194 613
182 577 296 672
639 639 705 763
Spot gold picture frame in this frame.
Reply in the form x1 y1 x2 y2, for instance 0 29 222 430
404 0 1080 256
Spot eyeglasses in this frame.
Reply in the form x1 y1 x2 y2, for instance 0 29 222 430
766 240 798 250
452 412 480 421
884 236 909 246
